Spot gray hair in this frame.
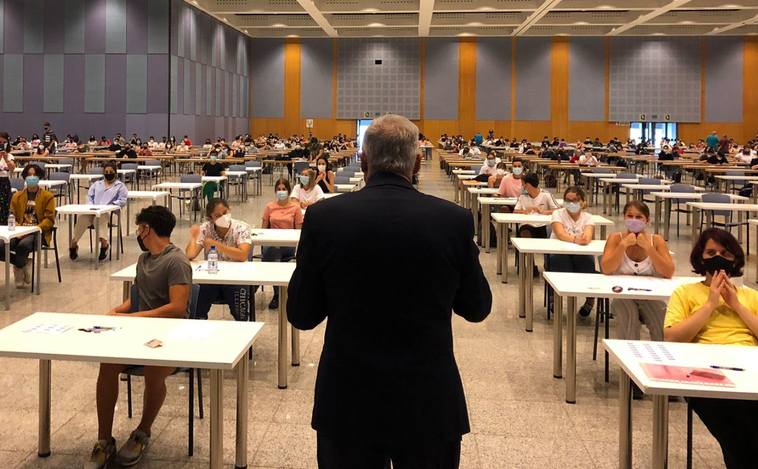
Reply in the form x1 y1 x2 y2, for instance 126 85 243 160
362 115 419 177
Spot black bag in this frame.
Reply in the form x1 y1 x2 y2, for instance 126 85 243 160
739 186 753 198
544 173 557 188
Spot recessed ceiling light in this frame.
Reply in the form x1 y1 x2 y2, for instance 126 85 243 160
368 22 385 27
467 22 483 26
574 21 588 25
652 32 665 36
273 23 285 27
680 21 694 24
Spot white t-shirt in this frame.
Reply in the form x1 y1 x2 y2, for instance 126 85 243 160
514 190 558 227
0 153 15 178
579 154 598 166
550 209 595 239
291 184 325 204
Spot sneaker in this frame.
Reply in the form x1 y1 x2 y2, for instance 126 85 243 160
268 295 279 310
98 245 109 261
114 429 150 467
579 303 593 318
82 438 116 469
69 245 79 261
13 266 24 289
23 263 32 285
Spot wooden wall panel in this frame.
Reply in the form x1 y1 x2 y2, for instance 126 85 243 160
551 37 569 139
284 39 301 137
458 38 477 139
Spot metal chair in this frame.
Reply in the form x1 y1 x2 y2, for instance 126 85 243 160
48 172 71 205
120 163 138 187
699 193 748 244
638 177 662 204
177 175 203 220
668 184 696 237
293 161 310 176
725 170 745 194
10 178 24 193
138 159 162 189
226 164 248 200
30 227 61 289
57 158 74 174
124 283 202 456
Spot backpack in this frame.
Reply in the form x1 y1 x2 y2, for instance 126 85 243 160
544 173 557 188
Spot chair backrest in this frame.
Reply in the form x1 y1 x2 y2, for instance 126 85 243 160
245 160 261 168
122 163 138 170
670 184 696 194
592 168 612 174
59 158 74 165
340 170 356 178
725 170 745 186
143 160 160 166
617 172 636 179
334 175 352 184
638 177 660 185
702 192 731 217
181 174 202 183
228 164 246 172
131 283 201 319
90 167 104 175
49 172 70 182
10 178 24 192
293 161 310 174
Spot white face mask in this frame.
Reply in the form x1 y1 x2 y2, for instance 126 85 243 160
318 165 326 172
496 168 506 176
214 213 232 229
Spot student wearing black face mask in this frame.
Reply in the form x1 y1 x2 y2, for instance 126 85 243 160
665 228 758 469
68 162 127 261
0 132 16 225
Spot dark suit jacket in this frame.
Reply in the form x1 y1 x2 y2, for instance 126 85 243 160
287 172 492 444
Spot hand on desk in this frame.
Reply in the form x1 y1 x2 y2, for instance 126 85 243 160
574 234 590 246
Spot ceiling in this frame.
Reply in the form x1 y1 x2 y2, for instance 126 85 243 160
192 0 758 38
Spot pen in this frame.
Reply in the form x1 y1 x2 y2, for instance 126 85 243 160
628 287 652 292
710 365 745 372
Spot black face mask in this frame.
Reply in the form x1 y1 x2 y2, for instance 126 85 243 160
703 255 735 276
137 227 149 252
104 172 116 182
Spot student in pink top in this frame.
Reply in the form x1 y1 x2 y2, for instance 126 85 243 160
262 178 304 309
496 157 525 213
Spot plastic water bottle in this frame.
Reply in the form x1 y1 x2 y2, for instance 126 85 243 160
7 213 14 231
207 246 218 274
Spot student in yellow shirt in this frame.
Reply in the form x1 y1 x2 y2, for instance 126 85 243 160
664 228 758 469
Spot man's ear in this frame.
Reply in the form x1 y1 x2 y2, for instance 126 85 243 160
412 153 422 175
360 154 367 173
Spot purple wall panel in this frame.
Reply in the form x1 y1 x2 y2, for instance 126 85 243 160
104 54 126 114
147 54 169 114
0 58 3 112
176 56 183 115
23 55 43 113
104 113 126 138
126 0 147 54
183 7 191 62
4 1 24 54
188 57 195 115
169 0 177 56
200 63 206 116
84 0 106 54
64 54 85 114
43 0 64 54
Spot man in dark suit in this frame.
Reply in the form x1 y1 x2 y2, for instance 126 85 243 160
287 115 492 469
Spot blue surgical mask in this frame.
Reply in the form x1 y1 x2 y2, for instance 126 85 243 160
300 176 310 186
512 167 523 176
25 176 39 188
520 187 528 196
276 190 288 200
210 156 217 162
487 159 495 166
566 202 581 214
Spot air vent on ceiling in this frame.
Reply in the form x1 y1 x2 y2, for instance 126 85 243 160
378 0 416 4
216 0 248 5
589 12 626 18
435 13 466 19
485 13 518 19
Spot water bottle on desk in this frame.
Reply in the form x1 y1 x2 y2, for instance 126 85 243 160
207 246 218 274
7 213 14 231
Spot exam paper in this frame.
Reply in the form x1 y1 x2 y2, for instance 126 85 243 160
23 324 72 334
167 322 220 340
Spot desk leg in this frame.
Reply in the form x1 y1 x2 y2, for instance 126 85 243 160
235 353 249 469
504 225 510 284
625 187 630 207
278 287 288 389
285 288 300 367
525 253 534 332
94 217 100 270
483 204 491 252
652 395 669 469
122 281 132 302
737 211 744 244
692 208 700 246
566 296 577 404
126 201 131 236
664 198 672 241
496 223 502 276
654 197 661 235
518 251 525 318
117 211 121 261
553 294 563 378
600 226 607 240
38 359 51 457
619 371 633 469
209 369 223 469
36 234 41 295
5 243 10 310
472 198 479 243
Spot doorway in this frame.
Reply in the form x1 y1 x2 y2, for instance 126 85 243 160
629 122 677 149
356 120 373 149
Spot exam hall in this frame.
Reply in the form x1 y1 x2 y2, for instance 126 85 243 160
0 0 758 468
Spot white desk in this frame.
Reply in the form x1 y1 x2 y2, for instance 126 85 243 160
0 312 263 469
37 180 66 190
43 163 71 173
511 238 605 332
125 191 170 235
491 213 613 283
688 202 758 245
651 192 748 240
713 175 758 193
458 180 486 207
201 176 227 199
152 182 203 222
468 188 499 234
543 272 701 403
250 229 301 247
0 225 41 309
604 339 758 469
335 183 357 193
56 204 121 270
69 174 104 204
111 260 298 389
477 197 566 251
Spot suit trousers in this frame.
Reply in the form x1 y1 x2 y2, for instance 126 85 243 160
316 433 461 469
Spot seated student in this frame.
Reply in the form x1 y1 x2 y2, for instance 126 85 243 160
113 133 126 146
261 179 303 309
146 136 157 150
97 136 110 147
157 137 168 151
601 201 675 395
34 144 50 158
315 155 335 194
176 142 190 154
202 139 213 152
546 186 596 317
76 140 90 153
665 228 758 469
0 164 55 289
708 151 729 165
136 143 153 157
514 173 558 276
181 135 192 146
186 198 252 321
84 205 191 469
128 134 141 147
116 144 137 159
68 162 127 261
200 152 226 202
291 169 325 209
736 147 753 164
30 134 41 147
475 152 499 181
487 162 508 189
497 157 525 200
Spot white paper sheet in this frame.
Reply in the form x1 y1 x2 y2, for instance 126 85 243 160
166 322 220 340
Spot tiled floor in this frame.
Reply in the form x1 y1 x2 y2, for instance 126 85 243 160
0 153 732 468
